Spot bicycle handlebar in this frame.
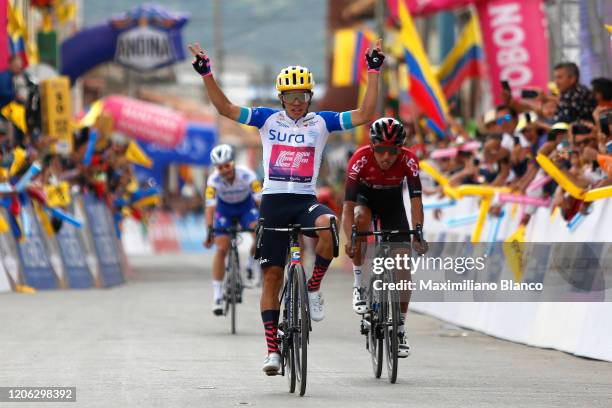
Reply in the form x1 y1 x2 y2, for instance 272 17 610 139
255 216 340 259
351 224 418 249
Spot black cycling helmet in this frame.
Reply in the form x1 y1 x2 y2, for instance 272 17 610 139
369 117 406 146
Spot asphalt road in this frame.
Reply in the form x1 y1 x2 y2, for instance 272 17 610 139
1 254 611 408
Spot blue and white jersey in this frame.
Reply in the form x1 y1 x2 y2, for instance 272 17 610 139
238 107 354 195
205 166 262 207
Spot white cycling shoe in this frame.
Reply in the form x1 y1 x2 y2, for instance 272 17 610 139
397 329 411 358
212 298 224 316
308 290 325 322
262 352 281 376
352 287 367 315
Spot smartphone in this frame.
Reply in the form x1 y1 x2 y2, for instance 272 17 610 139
525 112 533 123
501 80 511 93
521 89 539 99
572 124 591 135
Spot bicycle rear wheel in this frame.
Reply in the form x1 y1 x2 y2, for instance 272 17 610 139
368 274 383 379
292 264 309 396
384 270 399 383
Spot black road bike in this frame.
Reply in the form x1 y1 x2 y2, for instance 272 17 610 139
351 221 417 384
214 219 255 335
255 217 339 396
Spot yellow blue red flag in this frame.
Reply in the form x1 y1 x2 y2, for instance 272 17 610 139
397 0 449 133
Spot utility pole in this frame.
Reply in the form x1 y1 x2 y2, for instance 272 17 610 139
375 0 386 116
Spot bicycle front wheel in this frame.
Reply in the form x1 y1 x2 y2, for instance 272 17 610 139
229 249 240 335
291 264 309 396
384 270 399 383
368 273 383 379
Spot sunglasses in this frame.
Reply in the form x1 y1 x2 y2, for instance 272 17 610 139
216 163 233 171
373 145 399 155
496 114 512 125
280 92 312 104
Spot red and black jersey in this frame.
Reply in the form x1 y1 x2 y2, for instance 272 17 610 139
345 145 422 201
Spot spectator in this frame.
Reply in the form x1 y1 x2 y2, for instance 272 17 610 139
591 77 612 109
552 62 596 123
0 56 34 107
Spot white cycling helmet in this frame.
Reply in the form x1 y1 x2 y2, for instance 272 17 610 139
210 144 235 165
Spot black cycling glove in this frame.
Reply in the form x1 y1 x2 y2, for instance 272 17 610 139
365 49 385 72
414 223 429 255
192 53 212 77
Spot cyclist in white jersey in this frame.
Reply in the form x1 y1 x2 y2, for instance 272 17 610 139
189 40 385 376
205 144 262 315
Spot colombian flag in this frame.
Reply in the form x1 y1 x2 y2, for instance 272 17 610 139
397 0 448 132
436 13 485 98
332 27 377 87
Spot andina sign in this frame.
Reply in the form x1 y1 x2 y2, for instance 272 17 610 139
111 5 188 72
115 25 175 71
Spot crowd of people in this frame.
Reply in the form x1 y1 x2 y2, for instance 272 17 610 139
0 55 157 239
418 62 612 226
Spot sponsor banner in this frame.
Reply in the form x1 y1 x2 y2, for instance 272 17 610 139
55 201 95 289
0 0 8 73
139 122 217 165
268 145 315 183
82 193 125 287
103 95 186 147
115 25 176 72
477 0 550 104
148 211 180 253
73 195 102 286
17 200 58 289
60 5 188 82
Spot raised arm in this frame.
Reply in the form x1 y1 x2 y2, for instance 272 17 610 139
188 43 242 121
349 39 385 127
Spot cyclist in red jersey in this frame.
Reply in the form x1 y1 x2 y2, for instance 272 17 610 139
342 117 428 358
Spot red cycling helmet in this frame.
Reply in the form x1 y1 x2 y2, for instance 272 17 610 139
369 117 406 146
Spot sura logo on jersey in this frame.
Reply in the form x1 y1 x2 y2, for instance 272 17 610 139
269 145 315 183
269 129 305 143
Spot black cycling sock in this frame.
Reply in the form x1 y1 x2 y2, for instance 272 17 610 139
262 309 280 354
307 255 332 292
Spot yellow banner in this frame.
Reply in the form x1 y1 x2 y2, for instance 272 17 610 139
41 76 73 154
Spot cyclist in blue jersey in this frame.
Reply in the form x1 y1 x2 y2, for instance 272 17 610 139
189 40 384 376
204 144 262 315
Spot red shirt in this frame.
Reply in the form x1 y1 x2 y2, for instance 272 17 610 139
345 145 422 201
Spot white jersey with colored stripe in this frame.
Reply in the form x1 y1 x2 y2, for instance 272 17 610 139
237 107 354 195
205 165 262 206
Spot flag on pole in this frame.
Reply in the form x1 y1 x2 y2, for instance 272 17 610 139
397 0 449 132
332 27 377 87
436 13 486 98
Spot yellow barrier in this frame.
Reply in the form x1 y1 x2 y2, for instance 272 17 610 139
583 186 612 202
456 184 511 198
419 161 461 200
535 153 585 199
